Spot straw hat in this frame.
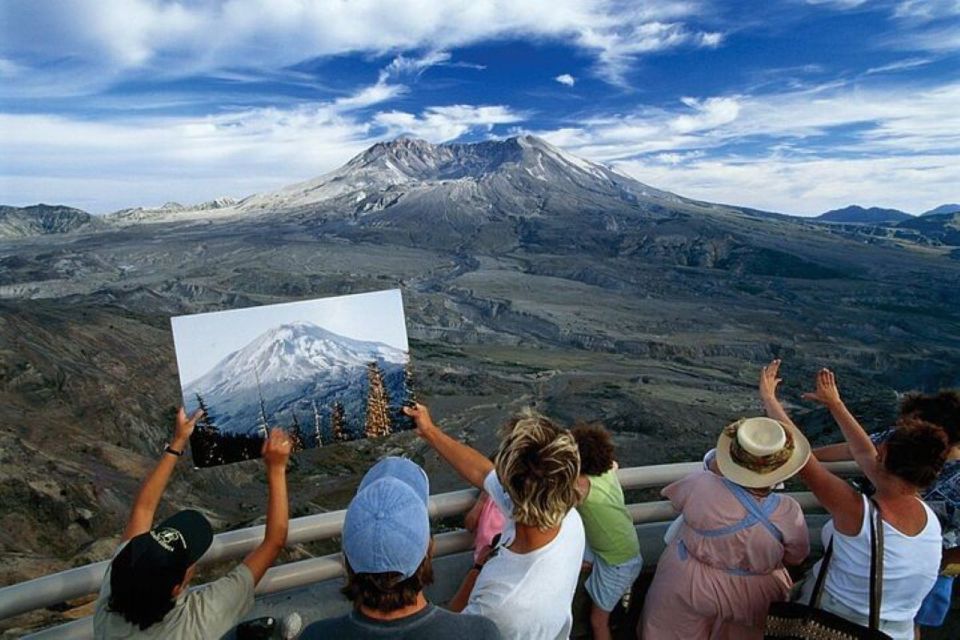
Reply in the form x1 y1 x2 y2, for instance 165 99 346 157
716 417 811 488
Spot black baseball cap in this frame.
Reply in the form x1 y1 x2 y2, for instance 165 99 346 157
111 510 214 592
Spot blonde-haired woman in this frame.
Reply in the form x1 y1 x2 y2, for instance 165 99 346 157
640 415 811 639
404 403 584 640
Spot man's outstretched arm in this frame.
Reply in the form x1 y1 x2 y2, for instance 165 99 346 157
242 428 292 585
403 403 494 489
122 408 201 541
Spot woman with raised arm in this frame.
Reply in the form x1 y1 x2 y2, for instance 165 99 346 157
759 360 947 640
814 390 960 633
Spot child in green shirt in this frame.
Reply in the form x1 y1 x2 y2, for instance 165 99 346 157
571 423 643 640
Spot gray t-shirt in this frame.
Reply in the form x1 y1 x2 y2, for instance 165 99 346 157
94 546 255 640
300 604 502 639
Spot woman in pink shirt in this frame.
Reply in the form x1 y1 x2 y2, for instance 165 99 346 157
640 414 812 639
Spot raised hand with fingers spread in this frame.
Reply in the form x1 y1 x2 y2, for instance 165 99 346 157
759 359 783 401
802 368 843 409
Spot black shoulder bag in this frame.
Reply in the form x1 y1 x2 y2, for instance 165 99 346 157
764 498 891 639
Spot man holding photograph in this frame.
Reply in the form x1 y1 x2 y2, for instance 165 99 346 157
93 409 292 639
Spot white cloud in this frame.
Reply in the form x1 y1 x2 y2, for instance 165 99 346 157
893 0 960 21
539 80 960 161
0 0 720 94
804 0 869 8
0 96 525 212
611 153 960 216
864 56 933 74
382 51 453 78
373 105 524 141
535 78 960 214
555 73 576 86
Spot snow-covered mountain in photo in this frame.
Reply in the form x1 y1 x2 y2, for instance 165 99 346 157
183 321 408 435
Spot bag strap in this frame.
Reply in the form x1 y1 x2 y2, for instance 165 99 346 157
809 537 834 609
868 498 885 631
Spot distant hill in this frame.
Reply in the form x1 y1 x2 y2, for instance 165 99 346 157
921 204 960 217
0 204 94 238
816 205 912 224
896 212 960 246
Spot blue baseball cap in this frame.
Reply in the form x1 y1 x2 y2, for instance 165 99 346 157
343 457 430 578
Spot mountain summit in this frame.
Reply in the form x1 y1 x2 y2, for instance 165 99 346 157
815 205 912 224
183 322 406 434
237 135 680 221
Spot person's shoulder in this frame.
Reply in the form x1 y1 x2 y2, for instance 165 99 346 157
299 614 351 639
684 468 723 489
773 492 807 518
431 608 502 638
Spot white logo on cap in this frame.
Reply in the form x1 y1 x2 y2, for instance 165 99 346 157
150 527 187 553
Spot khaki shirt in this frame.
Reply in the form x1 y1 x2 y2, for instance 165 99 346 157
94 546 254 640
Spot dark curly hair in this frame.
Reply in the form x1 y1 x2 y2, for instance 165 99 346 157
883 419 949 488
342 554 433 613
898 390 960 445
570 422 616 476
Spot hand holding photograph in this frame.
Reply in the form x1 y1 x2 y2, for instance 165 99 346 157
170 289 414 467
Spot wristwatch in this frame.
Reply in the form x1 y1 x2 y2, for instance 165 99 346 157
164 444 184 457
472 563 484 573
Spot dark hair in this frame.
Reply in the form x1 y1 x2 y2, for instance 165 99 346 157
570 422 616 476
899 390 960 445
342 555 434 612
107 547 185 630
883 419 949 488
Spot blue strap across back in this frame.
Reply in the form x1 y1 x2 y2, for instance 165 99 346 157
676 478 784 576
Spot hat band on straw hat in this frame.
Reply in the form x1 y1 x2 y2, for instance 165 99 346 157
724 421 795 475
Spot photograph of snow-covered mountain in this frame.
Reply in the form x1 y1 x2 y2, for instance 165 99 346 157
170 289 413 467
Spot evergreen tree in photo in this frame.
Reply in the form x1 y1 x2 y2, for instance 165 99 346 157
254 369 269 439
364 361 392 438
192 392 223 466
332 401 348 442
312 400 323 447
289 412 305 452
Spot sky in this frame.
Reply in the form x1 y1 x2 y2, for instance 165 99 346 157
1 0 958 216
171 289 408 386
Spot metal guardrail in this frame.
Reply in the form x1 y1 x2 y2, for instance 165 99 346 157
5 460 859 639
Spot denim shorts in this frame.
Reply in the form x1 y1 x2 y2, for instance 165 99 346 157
583 547 643 612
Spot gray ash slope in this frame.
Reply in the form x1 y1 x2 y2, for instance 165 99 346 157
2 136 960 634
0 204 97 238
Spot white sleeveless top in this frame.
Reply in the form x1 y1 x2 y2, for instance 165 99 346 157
819 494 942 622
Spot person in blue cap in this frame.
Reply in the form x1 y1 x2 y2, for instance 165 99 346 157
300 456 502 639
94 409 293 639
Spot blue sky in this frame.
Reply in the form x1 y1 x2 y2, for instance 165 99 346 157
1 0 958 215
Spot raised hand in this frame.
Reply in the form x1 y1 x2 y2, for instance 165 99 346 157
402 402 438 438
759 359 783 401
173 407 203 448
262 428 293 469
803 368 843 408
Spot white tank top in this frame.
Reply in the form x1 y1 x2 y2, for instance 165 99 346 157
819 494 942 622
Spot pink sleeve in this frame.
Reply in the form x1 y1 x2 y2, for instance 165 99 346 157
777 497 811 566
661 471 708 511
